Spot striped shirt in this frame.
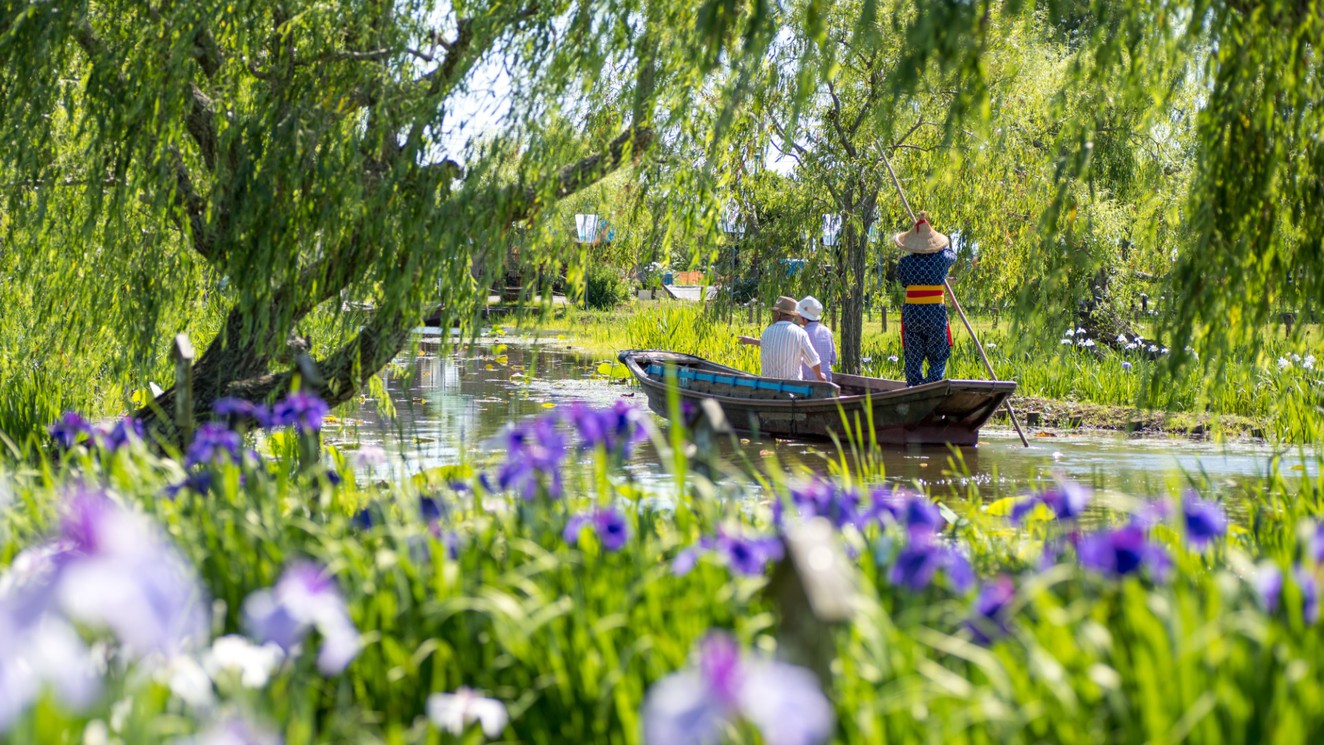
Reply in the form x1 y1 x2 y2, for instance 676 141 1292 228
760 321 821 380
800 322 837 382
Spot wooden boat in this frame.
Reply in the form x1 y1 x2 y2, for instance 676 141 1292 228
617 350 1017 447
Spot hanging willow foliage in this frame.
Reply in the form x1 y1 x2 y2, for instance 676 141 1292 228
0 0 788 441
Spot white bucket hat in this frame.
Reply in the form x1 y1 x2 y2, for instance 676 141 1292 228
796 295 824 322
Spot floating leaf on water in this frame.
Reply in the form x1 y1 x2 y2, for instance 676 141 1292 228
495 355 509 365
555 334 567 340
485 364 495 370
739 438 750 444
1291 465 1305 471
324 415 341 424
495 344 508 354
542 402 556 409
596 363 612 376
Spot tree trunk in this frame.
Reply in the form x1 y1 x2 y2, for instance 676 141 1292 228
1077 268 1143 350
838 221 868 374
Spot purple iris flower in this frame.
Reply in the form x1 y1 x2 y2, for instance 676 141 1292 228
242 561 360 675
1077 523 1170 579
214 397 273 428
860 486 905 526
0 600 100 733
1254 564 1284 613
1295 566 1320 624
566 400 648 459
964 576 1016 644
351 507 377 530
97 417 144 452
51 489 209 656
902 497 945 538
1131 500 1172 528
1010 480 1091 524
48 411 91 449
495 416 566 500
427 523 463 560
419 496 445 522
889 540 975 592
166 471 216 498
781 480 862 529
1309 521 1324 564
185 422 243 468
563 506 630 551
642 631 833 745
178 716 283 745
268 392 330 433
672 532 784 577
1181 494 1228 549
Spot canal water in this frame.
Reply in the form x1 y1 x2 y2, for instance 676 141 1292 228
341 331 1319 504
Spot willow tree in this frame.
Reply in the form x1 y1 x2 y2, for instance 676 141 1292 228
848 0 1324 366
0 0 780 440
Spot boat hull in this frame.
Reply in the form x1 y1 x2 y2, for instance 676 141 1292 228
618 350 1016 447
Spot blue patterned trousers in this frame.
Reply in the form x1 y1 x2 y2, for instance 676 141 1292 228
902 304 952 386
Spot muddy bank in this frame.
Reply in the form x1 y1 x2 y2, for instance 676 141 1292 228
995 396 1267 440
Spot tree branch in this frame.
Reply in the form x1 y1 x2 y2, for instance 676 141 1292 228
71 19 221 263
825 78 857 158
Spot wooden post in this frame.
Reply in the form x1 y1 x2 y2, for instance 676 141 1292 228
687 398 732 483
171 334 195 446
295 354 323 469
765 518 856 686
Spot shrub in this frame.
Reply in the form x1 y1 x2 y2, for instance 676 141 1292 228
583 265 630 310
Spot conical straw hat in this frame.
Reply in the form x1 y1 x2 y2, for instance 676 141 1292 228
893 211 949 254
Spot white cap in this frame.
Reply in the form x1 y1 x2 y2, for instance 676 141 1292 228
796 296 823 322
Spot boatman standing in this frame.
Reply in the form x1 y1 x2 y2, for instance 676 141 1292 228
894 211 956 386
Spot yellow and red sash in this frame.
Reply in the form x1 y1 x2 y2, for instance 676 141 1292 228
904 285 945 304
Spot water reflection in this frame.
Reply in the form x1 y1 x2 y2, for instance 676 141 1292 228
345 337 1319 502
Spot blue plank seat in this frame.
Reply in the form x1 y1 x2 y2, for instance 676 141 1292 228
645 364 819 398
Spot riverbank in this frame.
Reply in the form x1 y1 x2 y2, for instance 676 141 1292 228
1000 396 1267 439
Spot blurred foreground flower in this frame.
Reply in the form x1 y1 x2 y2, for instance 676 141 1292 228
351 444 388 468
778 480 861 529
889 537 975 592
567 400 648 459
964 576 1016 644
48 411 91 449
642 631 832 745
427 688 509 738
496 416 566 499
54 489 209 655
1010 480 1091 525
243 561 360 675
1295 566 1320 624
175 716 283 745
1077 523 1170 579
1181 495 1228 549
204 635 285 689
186 423 243 468
0 602 100 733
268 392 329 433
672 531 784 577
563 506 630 551
214 397 273 428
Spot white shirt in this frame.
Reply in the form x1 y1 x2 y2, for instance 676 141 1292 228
800 322 837 382
760 321 821 380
